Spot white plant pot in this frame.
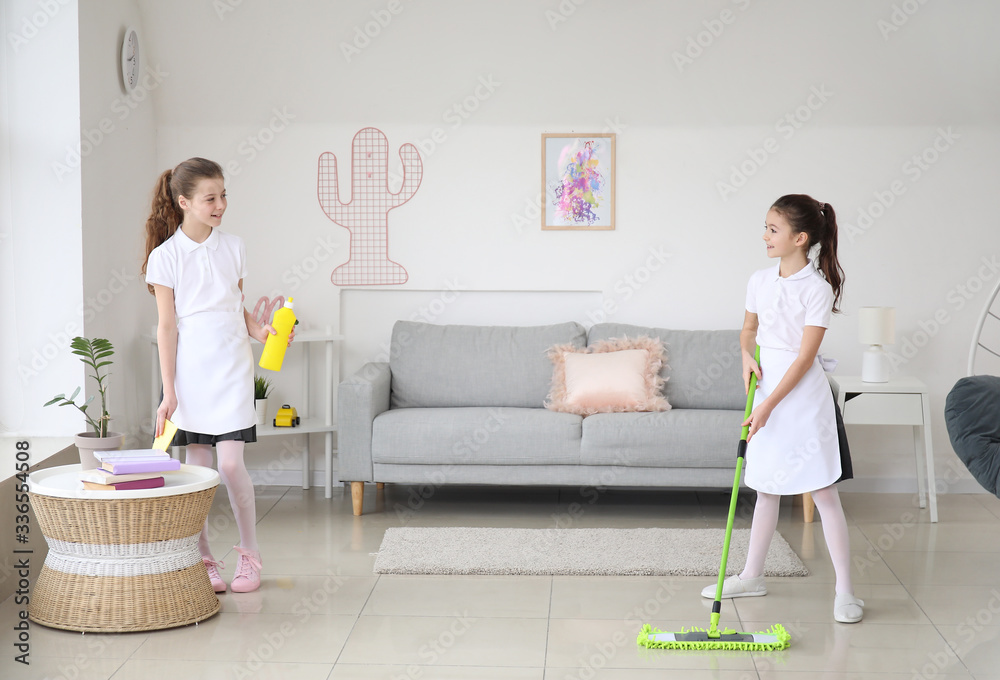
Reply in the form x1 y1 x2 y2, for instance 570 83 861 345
74 431 124 470
255 399 268 426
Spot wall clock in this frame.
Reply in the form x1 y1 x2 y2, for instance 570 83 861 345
121 26 140 93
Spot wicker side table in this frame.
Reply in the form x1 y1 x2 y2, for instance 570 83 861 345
27 464 221 632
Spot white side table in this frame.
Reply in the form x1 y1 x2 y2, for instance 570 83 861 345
829 375 938 522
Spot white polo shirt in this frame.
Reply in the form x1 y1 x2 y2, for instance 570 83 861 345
145 228 247 318
746 260 834 352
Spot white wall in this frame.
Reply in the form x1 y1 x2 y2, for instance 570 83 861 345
0 0 85 436
10 0 999 491
77 0 158 448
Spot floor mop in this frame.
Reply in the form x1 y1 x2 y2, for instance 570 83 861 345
637 346 791 651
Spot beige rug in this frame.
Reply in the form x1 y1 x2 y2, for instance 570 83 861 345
373 527 808 577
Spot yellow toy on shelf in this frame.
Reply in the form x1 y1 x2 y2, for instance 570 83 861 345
273 404 300 427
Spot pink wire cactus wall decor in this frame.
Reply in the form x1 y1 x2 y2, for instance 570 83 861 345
317 127 423 286
252 295 284 326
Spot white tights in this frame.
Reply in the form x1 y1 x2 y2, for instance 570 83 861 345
740 485 853 595
186 441 259 557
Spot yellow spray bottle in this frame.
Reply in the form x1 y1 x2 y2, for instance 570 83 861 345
258 297 297 372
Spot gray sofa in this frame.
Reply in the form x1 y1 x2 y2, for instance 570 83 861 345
338 321 747 515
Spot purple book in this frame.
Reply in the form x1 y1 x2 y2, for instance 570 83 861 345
83 477 165 491
102 458 182 475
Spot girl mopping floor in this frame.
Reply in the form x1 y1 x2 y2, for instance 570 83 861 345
639 194 860 651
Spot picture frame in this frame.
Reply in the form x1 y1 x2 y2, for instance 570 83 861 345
541 133 615 230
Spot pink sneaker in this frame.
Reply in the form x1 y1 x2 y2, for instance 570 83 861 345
203 557 226 593
230 546 262 593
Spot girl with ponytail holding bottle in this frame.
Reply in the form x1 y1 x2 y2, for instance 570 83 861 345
141 157 291 594
700 194 863 623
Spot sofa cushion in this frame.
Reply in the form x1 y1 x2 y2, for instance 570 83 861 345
588 324 744 410
580 409 745 468
372 407 583 465
390 321 587 408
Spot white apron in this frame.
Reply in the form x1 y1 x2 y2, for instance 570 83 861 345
172 310 256 435
743 346 842 495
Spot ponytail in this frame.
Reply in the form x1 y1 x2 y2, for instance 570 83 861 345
770 194 845 313
142 169 181 294
816 202 845 313
141 158 224 294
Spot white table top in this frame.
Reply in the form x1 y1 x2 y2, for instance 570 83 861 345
28 464 220 500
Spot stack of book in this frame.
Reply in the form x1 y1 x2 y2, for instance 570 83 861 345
79 449 181 491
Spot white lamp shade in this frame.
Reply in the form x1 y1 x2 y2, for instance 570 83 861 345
858 307 895 346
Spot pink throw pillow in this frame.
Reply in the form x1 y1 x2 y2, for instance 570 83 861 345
546 336 671 415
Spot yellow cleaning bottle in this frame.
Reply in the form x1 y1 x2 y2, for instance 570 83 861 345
258 297 296 372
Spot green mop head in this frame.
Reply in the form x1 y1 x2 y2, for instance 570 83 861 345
637 623 791 651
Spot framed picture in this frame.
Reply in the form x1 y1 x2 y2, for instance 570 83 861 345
541 133 615 230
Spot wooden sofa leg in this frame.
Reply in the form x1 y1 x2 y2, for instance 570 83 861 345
376 482 385 490
351 482 364 516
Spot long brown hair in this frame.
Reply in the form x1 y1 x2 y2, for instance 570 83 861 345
770 194 845 313
141 157 224 294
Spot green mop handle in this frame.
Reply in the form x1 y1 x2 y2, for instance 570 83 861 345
709 344 760 637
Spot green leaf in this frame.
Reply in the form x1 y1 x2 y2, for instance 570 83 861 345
70 386 81 400
43 397 63 406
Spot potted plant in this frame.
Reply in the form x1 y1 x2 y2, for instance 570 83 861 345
254 375 273 427
44 337 123 470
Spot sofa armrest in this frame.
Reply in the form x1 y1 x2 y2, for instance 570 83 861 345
337 362 391 483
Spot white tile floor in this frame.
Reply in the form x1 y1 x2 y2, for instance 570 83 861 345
5 483 1000 679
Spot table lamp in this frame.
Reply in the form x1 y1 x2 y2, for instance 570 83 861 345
859 306 895 383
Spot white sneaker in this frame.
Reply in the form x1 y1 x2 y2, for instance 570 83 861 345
701 574 767 599
834 593 864 623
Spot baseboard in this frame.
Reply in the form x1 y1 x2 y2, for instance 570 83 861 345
247 467 340 489
838 476 988 495
244 467 988 496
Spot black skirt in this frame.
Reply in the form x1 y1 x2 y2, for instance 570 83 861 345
156 386 258 447
167 425 258 447
833 399 854 483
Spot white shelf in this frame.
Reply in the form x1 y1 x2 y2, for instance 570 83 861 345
256 416 337 436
